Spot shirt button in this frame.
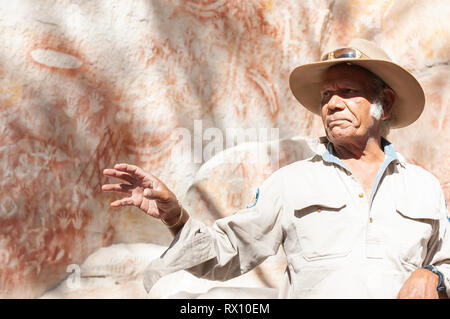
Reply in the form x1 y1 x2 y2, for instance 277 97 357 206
369 217 373 223
359 193 364 198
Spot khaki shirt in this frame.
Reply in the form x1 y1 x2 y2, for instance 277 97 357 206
143 138 450 298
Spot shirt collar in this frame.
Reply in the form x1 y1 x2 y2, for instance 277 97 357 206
317 136 404 171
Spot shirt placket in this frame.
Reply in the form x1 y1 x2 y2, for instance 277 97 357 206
336 168 371 222
334 163 386 260
323 143 372 222
323 140 400 260
365 158 398 259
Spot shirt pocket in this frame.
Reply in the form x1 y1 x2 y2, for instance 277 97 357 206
292 198 355 261
392 200 439 268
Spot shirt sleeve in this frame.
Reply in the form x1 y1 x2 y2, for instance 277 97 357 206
142 171 284 293
424 181 450 297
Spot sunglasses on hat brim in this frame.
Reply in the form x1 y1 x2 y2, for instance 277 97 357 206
321 48 370 62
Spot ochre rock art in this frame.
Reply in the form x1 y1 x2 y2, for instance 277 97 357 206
0 0 448 298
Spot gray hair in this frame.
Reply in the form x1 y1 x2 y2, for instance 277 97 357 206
369 73 392 137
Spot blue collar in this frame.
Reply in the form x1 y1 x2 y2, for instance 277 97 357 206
322 138 400 203
322 138 399 171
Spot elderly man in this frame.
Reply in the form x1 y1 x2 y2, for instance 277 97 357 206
102 39 449 298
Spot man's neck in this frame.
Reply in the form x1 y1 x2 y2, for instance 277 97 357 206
332 136 385 164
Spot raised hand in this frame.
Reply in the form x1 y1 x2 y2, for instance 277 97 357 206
101 163 181 222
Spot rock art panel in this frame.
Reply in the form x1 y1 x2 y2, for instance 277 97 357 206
0 0 448 298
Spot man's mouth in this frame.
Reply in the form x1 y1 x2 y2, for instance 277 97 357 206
327 118 350 127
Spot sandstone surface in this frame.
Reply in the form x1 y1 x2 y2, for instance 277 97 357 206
0 0 448 298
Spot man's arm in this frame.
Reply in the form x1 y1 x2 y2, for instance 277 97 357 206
397 268 440 299
102 162 285 291
146 170 284 283
397 184 450 299
424 188 450 298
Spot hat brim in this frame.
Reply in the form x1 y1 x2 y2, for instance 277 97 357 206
289 58 425 128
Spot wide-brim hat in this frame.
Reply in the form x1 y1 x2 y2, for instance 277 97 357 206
289 38 425 128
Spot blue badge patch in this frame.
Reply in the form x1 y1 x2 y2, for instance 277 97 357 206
246 188 260 209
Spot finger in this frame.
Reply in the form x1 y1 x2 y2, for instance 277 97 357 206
110 197 134 207
101 183 134 193
103 168 136 184
143 188 170 202
114 163 152 181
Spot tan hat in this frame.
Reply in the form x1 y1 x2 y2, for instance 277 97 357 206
289 39 425 128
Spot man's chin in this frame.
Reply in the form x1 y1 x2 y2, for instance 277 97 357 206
326 127 355 140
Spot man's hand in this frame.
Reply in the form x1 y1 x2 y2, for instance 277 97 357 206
397 268 440 299
101 163 181 223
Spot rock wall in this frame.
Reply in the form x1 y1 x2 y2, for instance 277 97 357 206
0 0 448 298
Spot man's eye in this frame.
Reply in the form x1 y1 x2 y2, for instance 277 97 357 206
321 91 330 98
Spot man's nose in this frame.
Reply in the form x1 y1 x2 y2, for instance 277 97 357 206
326 94 346 112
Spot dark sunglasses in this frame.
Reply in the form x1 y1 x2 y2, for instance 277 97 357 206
321 47 369 62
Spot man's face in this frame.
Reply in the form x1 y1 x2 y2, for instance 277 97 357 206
320 64 379 144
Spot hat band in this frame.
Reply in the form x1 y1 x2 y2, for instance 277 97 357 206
321 47 369 61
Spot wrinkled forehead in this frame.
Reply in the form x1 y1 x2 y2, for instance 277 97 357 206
321 63 375 90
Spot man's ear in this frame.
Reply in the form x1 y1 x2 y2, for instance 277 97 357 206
381 88 395 120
